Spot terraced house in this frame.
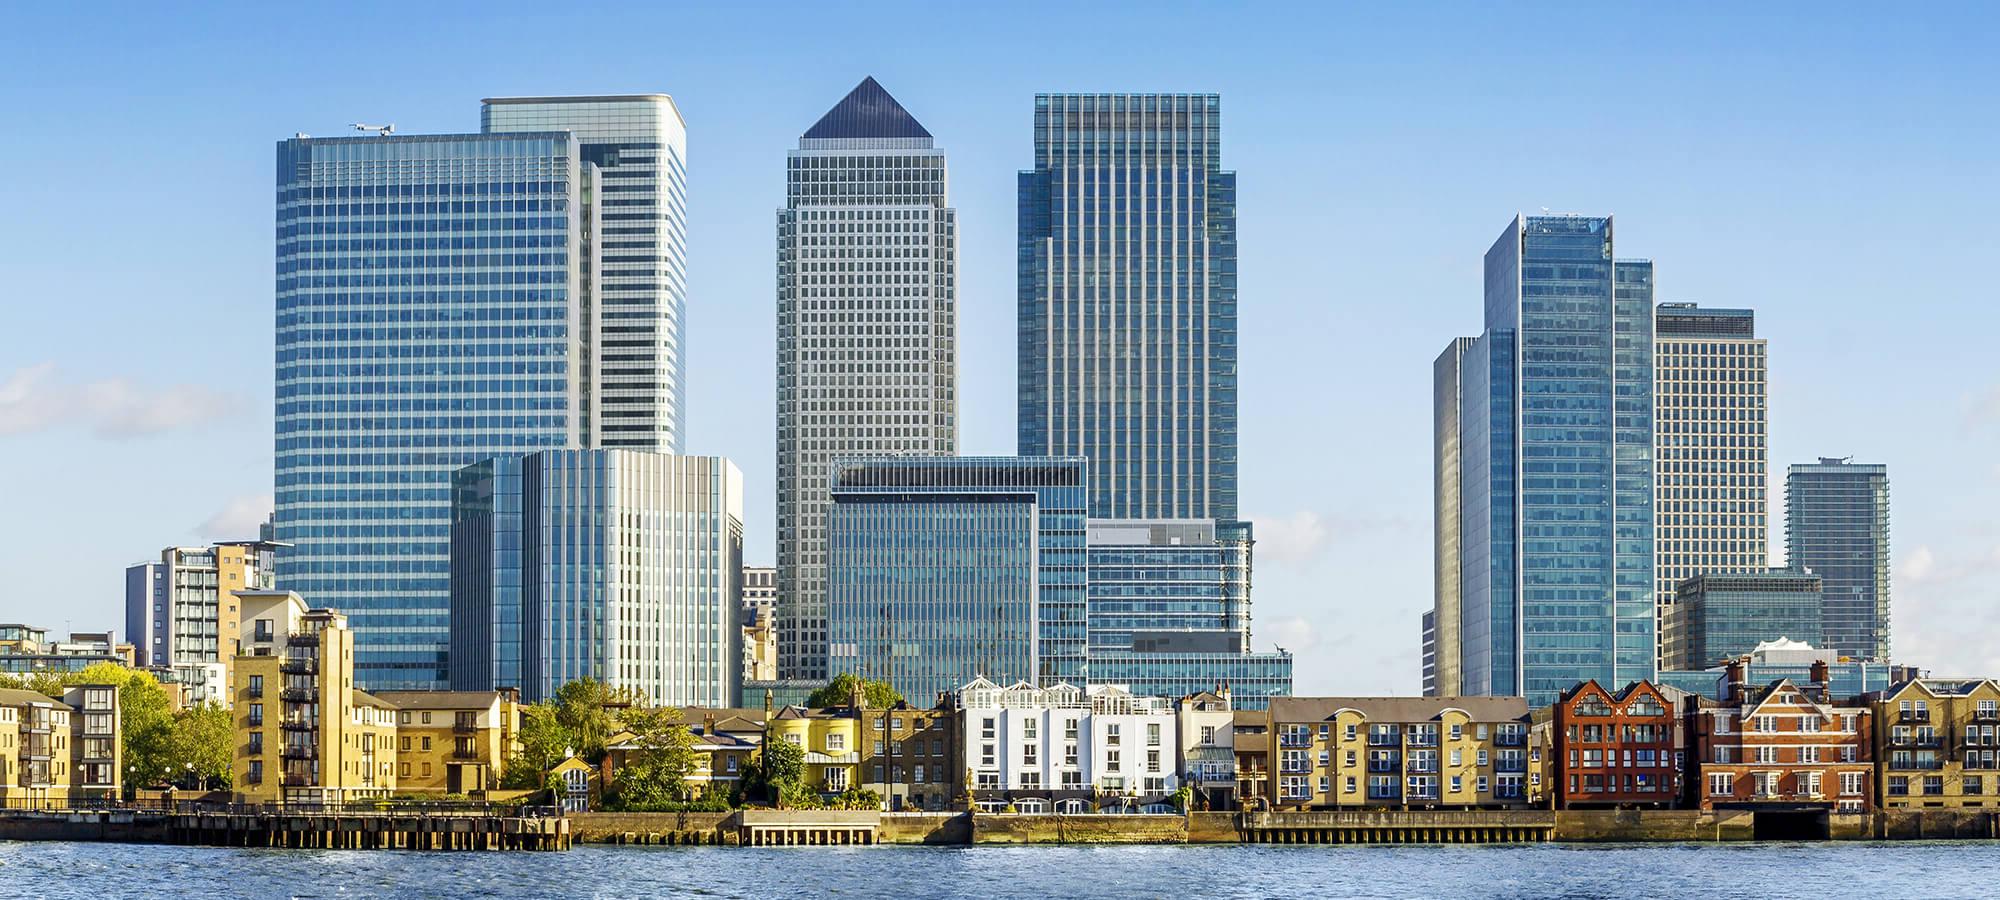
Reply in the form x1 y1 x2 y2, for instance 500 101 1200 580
1534 680 1685 808
1686 660 1873 814
1869 678 2000 809
1259 697 1531 810
372 690 520 796
957 678 1180 814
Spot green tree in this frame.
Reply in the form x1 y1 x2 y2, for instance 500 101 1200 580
172 702 233 791
602 703 697 810
806 673 902 709
752 734 807 807
500 702 571 790
3 661 183 796
553 678 617 762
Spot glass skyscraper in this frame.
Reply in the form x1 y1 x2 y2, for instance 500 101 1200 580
450 450 743 706
1083 519 1291 709
825 457 1085 700
777 78 957 681
1786 458 1891 660
1654 303 1768 665
1660 569 1822 670
483 96 689 452
1018 93 1238 520
274 131 589 689
1427 336 1475 696
1454 215 1656 705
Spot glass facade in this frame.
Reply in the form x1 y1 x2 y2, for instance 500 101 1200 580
1661 569 1823 670
274 132 587 690
1457 215 1656 706
483 96 690 453
1654 304 1768 666
1429 337 1475 696
1018 93 1238 520
826 457 1083 700
451 450 743 706
1786 458 1891 660
777 78 957 681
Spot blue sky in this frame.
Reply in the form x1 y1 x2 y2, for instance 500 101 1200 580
1 3 1995 695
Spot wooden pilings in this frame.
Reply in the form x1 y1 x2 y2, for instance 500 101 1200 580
166 812 570 851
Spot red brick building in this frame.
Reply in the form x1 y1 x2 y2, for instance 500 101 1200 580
1686 660 1874 813
1542 680 1683 809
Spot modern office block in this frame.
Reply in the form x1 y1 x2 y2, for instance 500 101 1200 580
776 77 957 681
1454 215 1656 706
1429 336 1475 696
1082 519 1291 709
1661 569 1823 670
1786 458 1891 660
1654 304 1768 664
1018 93 1238 520
483 95 689 452
449 450 743 706
826 457 1084 700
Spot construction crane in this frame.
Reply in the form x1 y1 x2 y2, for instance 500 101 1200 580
351 123 395 136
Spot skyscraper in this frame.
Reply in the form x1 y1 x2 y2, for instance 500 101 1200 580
1653 303 1768 664
776 78 957 681
1428 336 1475 696
1455 215 1656 705
450 449 743 706
482 96 690 452
275 130 590 689
1786 458 1891 660
1018 93 1238 520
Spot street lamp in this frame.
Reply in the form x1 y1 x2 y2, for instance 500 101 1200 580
186 762 197 793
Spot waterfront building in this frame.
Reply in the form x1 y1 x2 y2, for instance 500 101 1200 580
766 705 863 798
1178 689 1238 810
0 625 135 676
123 541 283 689
231 589 397 805
1657 638 1909 701
957 677 1181 814
449 450 744 707
742 567 778 683
1452 215 1656 705
1083 519 1291 709
1686 659 1873 813
481 95 690 453
0 685 121 806
1654 304 1769 664
859 698 962 812
1256 696 1532 811
1018 93 1238 521
825 457 1085 697
1868 679 2000 809
776 77 958 682
1232 708 1271 806
1428 336 1476 697
371 690 521 796
1661 570 1823 671
1534 680 1685 809
1786 458 1892 661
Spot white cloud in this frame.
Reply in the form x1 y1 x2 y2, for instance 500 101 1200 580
1901 545 1936 582
0 362 244 439
1262 615 1322 656
1251 510 1331 566
196 493 273 541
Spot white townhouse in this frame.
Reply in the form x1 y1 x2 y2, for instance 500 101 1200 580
957 678 1179 813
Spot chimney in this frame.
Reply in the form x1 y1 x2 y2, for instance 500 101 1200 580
1810 660 1832 701
1725 657 1748 704
763 687 774 719
704 711 717 735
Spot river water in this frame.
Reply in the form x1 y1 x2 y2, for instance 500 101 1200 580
2 841 1996 898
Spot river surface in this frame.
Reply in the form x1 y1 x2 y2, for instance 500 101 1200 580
2 841 1996 898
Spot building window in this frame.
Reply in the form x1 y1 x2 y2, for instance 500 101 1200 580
248 703 262 727
1888 776 1909 796
1201 725 1216 746
1709 773 1732 796
1147 723 1162 747
826 733 845 752
247 675 263 698
1106 724 1122 746
1924 776 1945 796
1023 720 1037 740
981 718 996 740
826 767 848 792
246 761 262 784
1841 772 1865 796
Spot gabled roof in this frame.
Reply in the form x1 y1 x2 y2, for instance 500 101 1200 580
0 687 66 710
1269 696 1530 724
803 77 931 140
371 690 507 711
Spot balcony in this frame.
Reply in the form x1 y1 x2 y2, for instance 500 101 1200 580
451 749 483 761
281 688 317 703
1496 733 1527 747
1966 733 2000 747
287 633 321 648
1407 734 1439 748
1973 709 2000 723
280 657 317 675
453 721 479 735
1496 760 1528 773
1366 734 1400 748
282 745 319 760
1367 760 1402 774
1901 710 1932 724
279 719 318 732
1895 735 1943 748
282 773 312 788
1890 759 1945 771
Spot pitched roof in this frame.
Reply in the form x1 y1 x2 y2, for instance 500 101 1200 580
1268 696 1531 723
352 689 398 710
803 77 931 140
370 690 508 710
0 687 66 709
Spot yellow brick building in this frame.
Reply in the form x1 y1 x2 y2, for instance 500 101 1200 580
0 684 121 807
372 690 521 796
1873 678 2000 809
1260 697 1532 810
231 590 395 805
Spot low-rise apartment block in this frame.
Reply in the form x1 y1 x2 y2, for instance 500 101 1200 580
0 684 121 806
373 690 520 796
1259 696 1531 810
860 699 960 811
1686 660 1873 813
1536 680 1684 808
1870 678 2000 809
232 590 396 805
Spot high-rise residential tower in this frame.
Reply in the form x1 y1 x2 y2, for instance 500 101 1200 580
1427 336 1476 696
483 96 690 452
1454 215 1656 706
776 78 957 681
1018 93 1238 520
1653 303 1768 664
1786 458 1891 660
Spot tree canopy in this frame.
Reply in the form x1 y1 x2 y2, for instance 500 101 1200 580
0 661 228 795
806 673 903 709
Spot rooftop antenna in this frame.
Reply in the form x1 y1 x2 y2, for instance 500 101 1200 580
351 123 395 136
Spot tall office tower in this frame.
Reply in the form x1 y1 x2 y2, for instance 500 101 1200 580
276 129 594 689
1082 519 1292 709
1786 458 1891 660
1456 215 1656 706
1660 569 1822 670
1653 303 1768 663
1018 93 1238 520
826 457 1086 700
449 450 744 706
124 560 167 667
1427 336 1476 696
776 77 957 680
483 96 689 451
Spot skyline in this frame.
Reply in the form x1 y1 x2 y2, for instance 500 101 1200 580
3 3 1998 695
